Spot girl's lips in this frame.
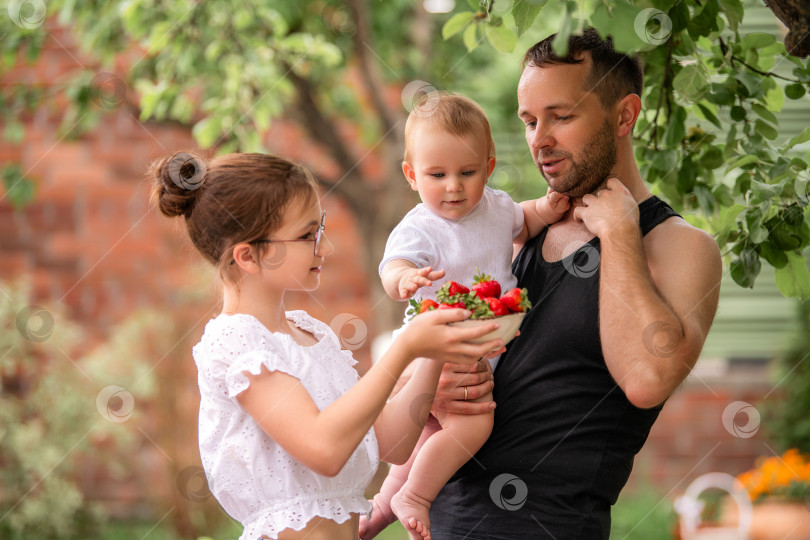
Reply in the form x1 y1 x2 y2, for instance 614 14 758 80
541 158 565 175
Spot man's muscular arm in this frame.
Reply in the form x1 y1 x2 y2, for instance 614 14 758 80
574 178 722 408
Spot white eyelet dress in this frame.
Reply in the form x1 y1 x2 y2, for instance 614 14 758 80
192 311 379 540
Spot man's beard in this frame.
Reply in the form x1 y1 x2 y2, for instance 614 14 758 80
537 119 617 198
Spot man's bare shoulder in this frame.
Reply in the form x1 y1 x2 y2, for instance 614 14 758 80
644 216 722 289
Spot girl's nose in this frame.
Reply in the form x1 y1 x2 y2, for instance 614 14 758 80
317 232 334 256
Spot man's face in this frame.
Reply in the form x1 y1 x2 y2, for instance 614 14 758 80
517 58 617 198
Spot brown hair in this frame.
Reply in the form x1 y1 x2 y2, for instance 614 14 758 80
150 152 319 284
522 27 644 109
403 92 495 163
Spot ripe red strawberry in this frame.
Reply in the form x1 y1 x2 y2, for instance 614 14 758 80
439 301 466 309
499 288 532 313
437 281 469 304
471 270 501 300
447 281 469 296
406 298 439 320
483 297 509 317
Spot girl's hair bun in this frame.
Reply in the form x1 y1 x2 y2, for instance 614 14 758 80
150 151 209 218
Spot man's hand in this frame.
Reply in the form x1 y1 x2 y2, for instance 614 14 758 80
431 359 496 415
573 178 639 239
398 266 446 300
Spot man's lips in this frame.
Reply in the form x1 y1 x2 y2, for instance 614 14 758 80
540 157 565 174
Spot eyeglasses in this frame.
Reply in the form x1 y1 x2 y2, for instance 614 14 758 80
230 210 326 266
256 210 326 256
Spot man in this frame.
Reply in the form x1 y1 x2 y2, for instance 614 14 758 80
428 28 722 539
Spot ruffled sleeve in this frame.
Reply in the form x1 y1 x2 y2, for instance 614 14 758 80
225 348 310 399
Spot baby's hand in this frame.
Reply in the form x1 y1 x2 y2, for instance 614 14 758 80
546 187 570 215
399 267 445 300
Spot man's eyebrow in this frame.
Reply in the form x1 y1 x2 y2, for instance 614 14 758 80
517 103 577 117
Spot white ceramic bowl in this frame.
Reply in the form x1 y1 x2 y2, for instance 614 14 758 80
448 312 526 344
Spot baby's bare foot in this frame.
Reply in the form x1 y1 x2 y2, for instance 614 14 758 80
390 488 432 540
359 496 396 540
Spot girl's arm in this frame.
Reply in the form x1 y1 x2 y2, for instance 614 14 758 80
236 309 504 477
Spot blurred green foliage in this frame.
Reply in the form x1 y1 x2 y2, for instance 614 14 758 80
0 280 173 539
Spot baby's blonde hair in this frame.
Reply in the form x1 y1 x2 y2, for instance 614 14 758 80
403 92 496 163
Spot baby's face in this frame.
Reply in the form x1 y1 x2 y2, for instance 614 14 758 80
404 127 493 221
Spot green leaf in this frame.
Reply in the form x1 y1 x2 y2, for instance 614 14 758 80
443 12 475 40
485 22 517 53
774 250 810 299
718 0 744 31
727 154 758 170
700 146 724 170
512 0 547 37
673 64 708 101
730 105 746 121
687 0 719 38
751 103 778 124
551 9 573 56
668 1 690 33
730 246 761 288
663 106 687 146
764 83 785 112
3 121 25 144
754 119 778 140
742 33 777 51
760 241 789 268
785 83 806 100
463 22 478 52
696 103 722 129
746 209 768 243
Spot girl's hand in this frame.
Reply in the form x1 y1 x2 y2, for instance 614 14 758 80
398 266 445 299
432 359 495 415
397 308 504 365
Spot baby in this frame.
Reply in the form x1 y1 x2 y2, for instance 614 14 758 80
367 92 570 539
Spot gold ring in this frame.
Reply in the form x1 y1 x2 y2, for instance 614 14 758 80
463 386 468 401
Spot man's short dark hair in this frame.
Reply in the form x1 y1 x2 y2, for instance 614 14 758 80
522 28 644 109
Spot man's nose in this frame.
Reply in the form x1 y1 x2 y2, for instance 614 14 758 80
531 124 554 150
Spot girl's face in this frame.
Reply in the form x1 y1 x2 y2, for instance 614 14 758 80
259 197 333 291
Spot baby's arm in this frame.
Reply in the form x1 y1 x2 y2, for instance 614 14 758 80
515 188 570 244
381 259 446 300
236 310 503 477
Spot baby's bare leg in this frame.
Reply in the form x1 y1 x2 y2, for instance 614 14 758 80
390 392 494 540
360 416 441 540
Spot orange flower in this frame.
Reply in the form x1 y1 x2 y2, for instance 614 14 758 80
736 448 810 503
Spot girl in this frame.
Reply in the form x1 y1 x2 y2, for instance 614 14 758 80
150 152 504 540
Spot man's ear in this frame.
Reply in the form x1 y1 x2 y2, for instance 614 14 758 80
616 94 641 138
232 243 260 273
402 161 418 191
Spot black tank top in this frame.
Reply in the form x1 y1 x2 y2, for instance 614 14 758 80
430 196 681 540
